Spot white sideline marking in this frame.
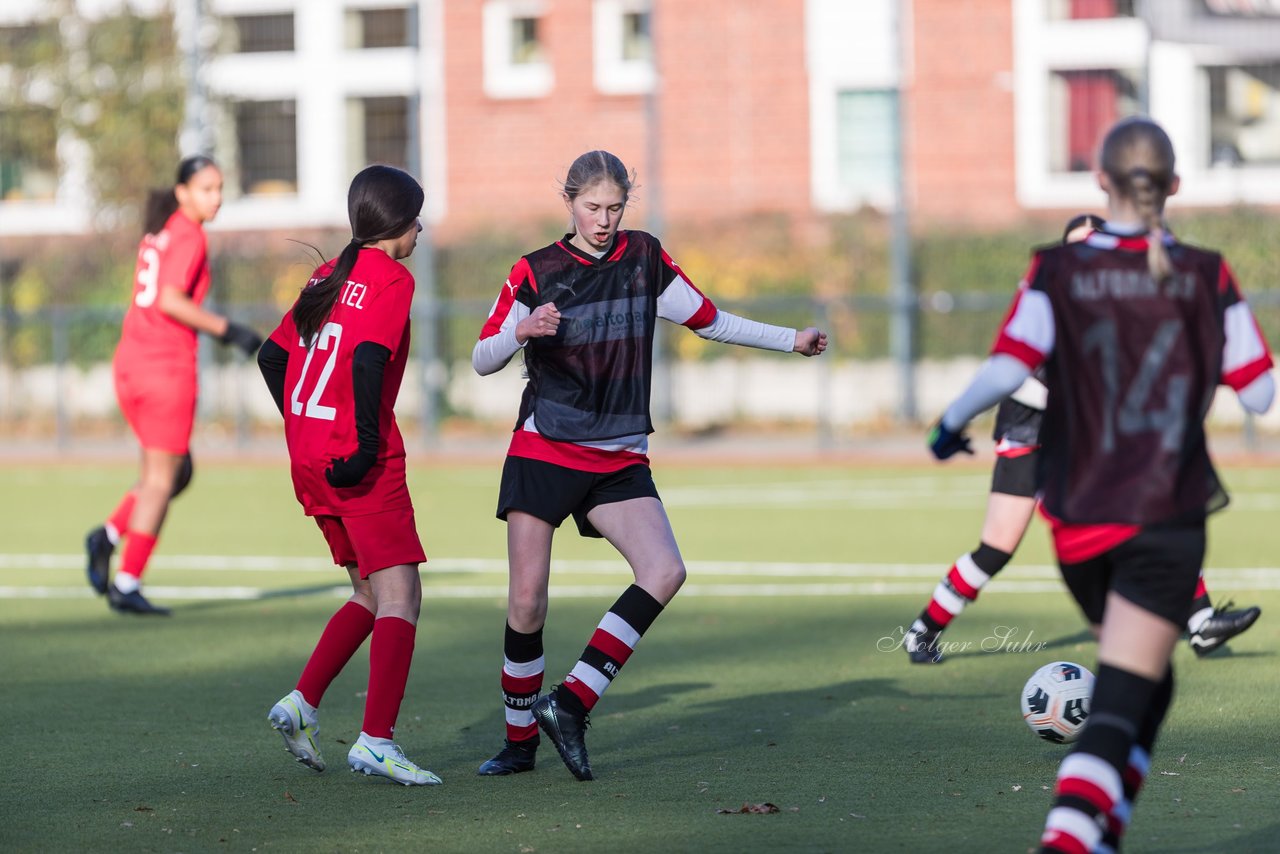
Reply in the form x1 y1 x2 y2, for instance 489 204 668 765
3 553 1280 600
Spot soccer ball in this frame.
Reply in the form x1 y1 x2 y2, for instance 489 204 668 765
1020 661 1095 744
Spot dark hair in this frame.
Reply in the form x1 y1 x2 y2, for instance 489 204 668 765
1099 117 1176 280
292 164 424 345
1061 213 1105 244
562 150 634 204
143 154 219 236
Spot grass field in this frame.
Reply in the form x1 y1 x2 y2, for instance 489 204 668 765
3 454 1279 853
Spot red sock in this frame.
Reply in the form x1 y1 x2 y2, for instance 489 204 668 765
119 531 158 582
296 601 376 708
362 617 417 739
106 492 137 540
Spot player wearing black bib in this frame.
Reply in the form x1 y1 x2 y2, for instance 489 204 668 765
929 118 1274 853
472 150 827 781
907 214 1260 664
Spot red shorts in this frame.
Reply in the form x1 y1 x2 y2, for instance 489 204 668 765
114 368 196 455
313 506 427 578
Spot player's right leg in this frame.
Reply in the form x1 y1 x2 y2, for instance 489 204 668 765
107 448 183 616
1040 527 1201 853
86 490 138 594
906 488 1035 663
1186 572 1262 657
269 555 373 773
479 511 554 775
349 558 441 786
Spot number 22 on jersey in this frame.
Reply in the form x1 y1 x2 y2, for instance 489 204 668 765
291 322 343 421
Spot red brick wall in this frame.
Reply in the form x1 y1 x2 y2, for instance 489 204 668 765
908 0 1020 228
440 0 810 241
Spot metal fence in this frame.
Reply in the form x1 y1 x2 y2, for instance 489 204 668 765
5 288 1279 452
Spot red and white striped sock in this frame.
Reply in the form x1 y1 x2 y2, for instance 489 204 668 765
914 543 1011 635
501 623 544 744
1041 752 1122 853
561 585 663 713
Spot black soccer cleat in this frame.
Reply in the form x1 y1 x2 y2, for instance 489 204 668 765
108 586 172 616
1190 602 1260 658
85 526 113 595
532 689 593 781
905 628 944 664
477 739 538 776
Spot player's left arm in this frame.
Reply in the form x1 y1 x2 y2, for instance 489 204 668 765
656 249 826 356
325 341 391 488
1219 260 1275 414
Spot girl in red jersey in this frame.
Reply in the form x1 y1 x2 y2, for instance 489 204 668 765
907 213 1260 664
257 164 439 786
84 155 262 615
472 150 828 781
929 118 1274 853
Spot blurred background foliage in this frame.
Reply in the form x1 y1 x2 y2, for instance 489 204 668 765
5 206 1279 369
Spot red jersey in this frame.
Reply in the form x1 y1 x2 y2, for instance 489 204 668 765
268 248 415 517
114 211 211 376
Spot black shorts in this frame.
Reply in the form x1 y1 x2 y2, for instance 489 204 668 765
991 449 1038 498
992 396 1043 445
1059 525 1205 627
496 456 661 538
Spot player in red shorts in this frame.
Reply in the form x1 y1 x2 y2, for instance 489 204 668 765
257 165 439 786
929 117 1274 853
472 150 828 781
84 155 262 615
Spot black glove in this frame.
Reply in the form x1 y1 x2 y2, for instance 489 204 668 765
325 450 377 488
928 418 974 461
221 321 263 356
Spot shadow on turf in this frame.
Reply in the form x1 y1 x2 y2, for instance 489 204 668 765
1152 821 1280 854
171 583 346 613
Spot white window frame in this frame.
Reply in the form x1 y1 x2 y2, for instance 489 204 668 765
592 0 654 95
482 0 553 100
805 0 901 212
1013 0 1280 208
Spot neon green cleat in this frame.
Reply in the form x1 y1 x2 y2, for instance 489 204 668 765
347 733 442 786
268 690 325 772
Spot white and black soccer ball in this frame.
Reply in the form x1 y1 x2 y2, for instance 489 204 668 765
1020 661 1095 744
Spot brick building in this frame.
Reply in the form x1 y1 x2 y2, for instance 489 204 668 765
3 0 1280 239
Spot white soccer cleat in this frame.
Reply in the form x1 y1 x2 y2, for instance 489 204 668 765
347 733 442 786
268 690 325 772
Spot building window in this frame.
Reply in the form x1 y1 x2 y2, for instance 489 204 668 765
226 13 295 53
482 1 553 99
348 96 411 174
1046 68 1142 172
1046 0 1136 20
235 100 298 195
1208 64 1280 167
346 7 415 49
593 0 654 95
834 90 899 207
0 107 58 202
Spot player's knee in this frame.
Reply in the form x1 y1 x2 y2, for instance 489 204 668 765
638 560 686 601
508 594 548 630
170 455 194 499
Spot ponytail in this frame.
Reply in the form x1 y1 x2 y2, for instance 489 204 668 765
294 240 361 345
1128 168 1174 282
143 188 179 236
1099 117 1177 282
292 164 424 345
